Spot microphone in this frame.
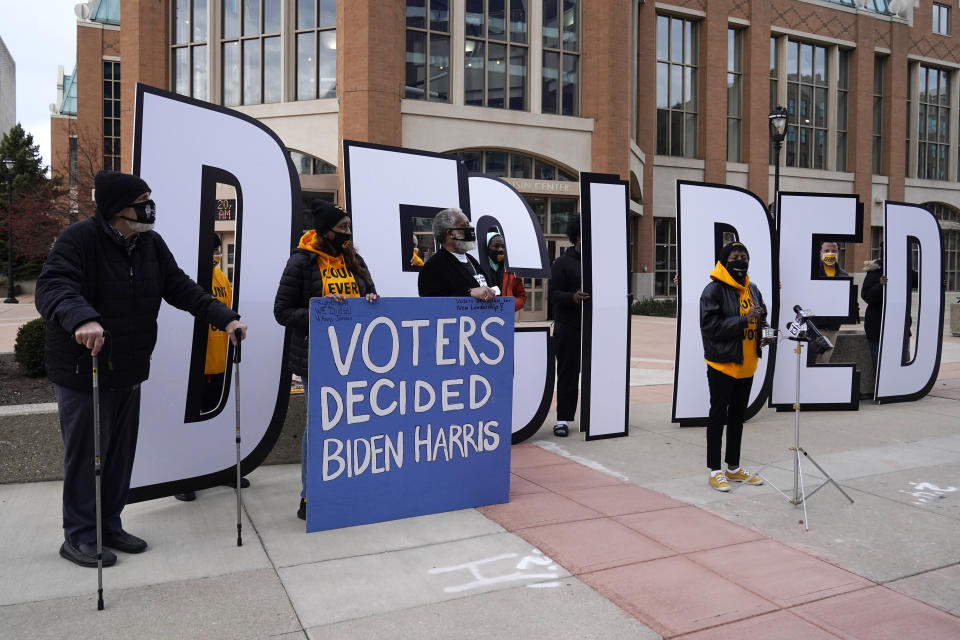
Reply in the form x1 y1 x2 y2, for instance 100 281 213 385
793 304 815 319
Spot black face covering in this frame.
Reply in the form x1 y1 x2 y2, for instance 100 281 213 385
727 259 749 279
489 250 505 263
330 231 352 252
452 226 477 242
128 199 157 224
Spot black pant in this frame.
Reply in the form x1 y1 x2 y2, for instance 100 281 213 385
705 367 752 471
56 383 141 545
554 322 582 421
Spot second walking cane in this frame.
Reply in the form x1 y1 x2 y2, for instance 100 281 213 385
233 328 243 547
92 353 105 610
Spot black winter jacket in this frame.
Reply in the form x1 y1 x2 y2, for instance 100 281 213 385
549 246 582 329
861 259 918 342
418 249 487 297
699 279 768 364
273 249 376 376
861 260 884 342
35 217 239 391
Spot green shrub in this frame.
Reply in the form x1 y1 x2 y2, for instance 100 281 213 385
14 318 46 377
631 297 677 317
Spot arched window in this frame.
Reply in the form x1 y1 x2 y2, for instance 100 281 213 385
451 148 577 181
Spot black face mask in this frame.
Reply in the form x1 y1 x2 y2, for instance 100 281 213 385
128 199 157 224
489 249 505 263
451 226 477 242
330 231 352 251
726 259 749 278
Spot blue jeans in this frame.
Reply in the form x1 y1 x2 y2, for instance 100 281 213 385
300 375 308 499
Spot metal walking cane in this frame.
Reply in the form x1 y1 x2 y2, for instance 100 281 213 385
91 352 105 610
233 328 243 547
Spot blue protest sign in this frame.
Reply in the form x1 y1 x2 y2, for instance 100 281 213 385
306 297 514 532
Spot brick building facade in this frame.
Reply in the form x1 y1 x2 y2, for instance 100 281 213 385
50 0 960 319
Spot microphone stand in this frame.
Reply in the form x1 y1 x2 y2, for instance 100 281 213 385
753 314 854 530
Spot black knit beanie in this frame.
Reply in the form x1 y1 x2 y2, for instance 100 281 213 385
310 200 349 234
94 170 151 220
718 241 749 264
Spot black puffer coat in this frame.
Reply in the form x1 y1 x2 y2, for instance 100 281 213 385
35 217 239 391
549 246 582 329
699 279 767 364
273 249 376 376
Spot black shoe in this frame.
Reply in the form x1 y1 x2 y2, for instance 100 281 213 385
175 491 197 501
103 529 148 554
553 423 569 437
60 541 117 568
297 498 306 521
222 477 251 489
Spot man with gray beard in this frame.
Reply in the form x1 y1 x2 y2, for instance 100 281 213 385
418 207 497 301
36 170 247 567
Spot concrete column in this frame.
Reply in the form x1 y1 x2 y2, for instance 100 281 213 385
702 0 729 183
887 23 909 201
337 0 404 192
745 0 773 204
848 14 875 270
636 0 657 275
581 0 631 178
120 0 169 173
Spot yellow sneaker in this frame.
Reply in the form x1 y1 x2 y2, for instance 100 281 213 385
727 468 764 485
709 473 730 492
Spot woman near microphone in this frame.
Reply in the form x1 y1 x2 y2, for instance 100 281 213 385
699 242 773 492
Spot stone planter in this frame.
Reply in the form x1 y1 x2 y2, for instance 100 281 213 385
0 393 306 485
951 303 960 337
831 329 875 399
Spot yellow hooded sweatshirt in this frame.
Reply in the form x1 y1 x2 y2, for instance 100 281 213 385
297 230 362 298
705 261 759 379
205 260 233 375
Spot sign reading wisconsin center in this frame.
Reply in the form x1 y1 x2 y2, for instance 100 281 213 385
307 297 514 532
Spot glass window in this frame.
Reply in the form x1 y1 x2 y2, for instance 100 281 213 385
542 0 579 115
103 60 121 171
727 28 742 162
406 0 450 101
221 0 285 105
296 0 337 101
917 64 950 180
654 217 677 297
873 56 884 174
779 39 844 170
934 4 950 35
68 137 78 186
836 49 848 171
172 0 208 101
656 14 697 157
464 0 527 110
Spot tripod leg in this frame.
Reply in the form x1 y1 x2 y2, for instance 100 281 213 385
797 451 809 531
801 450 855 504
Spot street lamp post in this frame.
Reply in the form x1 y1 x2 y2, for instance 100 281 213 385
2 156 16 304
769 106 788 227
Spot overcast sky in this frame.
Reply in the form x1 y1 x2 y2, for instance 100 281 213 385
1 1 79 172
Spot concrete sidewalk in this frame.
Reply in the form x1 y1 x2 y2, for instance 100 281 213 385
1 316 959 639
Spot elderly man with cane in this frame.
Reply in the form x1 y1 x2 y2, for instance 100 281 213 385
36 170 247 570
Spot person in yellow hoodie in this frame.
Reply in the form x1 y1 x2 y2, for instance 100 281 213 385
699 242 773 492
274 200 378 521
